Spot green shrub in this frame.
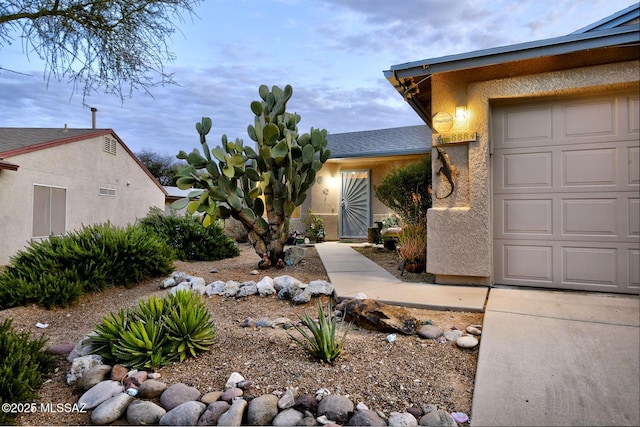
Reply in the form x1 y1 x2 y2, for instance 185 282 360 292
289 300 349 364
138 209 240 261
0 319 56 425
374 156 432 226
0 223 175 310
89 290 215 369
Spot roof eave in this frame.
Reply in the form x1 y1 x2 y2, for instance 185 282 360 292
384 24 640 81
0 159 19 171
329 148 431 160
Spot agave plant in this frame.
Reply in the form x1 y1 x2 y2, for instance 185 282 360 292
112 317 169 369
289 300 349 364
89 309 129 363
164 290 216 362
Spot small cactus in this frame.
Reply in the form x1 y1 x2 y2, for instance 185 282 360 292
173 84 330 263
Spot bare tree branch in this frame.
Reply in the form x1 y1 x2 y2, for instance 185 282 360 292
0 0 201 102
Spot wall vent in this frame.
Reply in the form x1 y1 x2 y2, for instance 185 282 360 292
99 187 116 197
103 136 116 155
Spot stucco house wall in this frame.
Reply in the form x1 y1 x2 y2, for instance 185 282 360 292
0 130 165 265
427 60 639 285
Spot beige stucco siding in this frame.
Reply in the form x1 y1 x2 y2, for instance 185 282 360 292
428 60 639 284
0 135 165 265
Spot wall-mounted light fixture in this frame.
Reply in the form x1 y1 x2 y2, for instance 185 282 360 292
455 106 467 121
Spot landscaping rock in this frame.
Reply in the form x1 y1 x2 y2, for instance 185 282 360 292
160 400 206 426
78 380 124 410
67 354 103 385
456 335 479 349
255 317 273 328
241 317 256 327
47 343 74 355
443 329 463 341
338 298 420 335
284 246 305 265
256 276 276 296
419 404 457 426
160 383 201 411
169 282 191 295
221 387 243 402
272 408 305 426
138 379 168 398
466 325 482 335
205 281 225 296
217 398 247 426
246 394 279 425
418 325 443 339
273 275 302 292
223 281 241 297
388 411 419 426
278 388 296 409
294 393 317 413
90 392 133 425
197 401 230 426
347 409 386 426
127 400 166 425
110 364 129 382
237 281 258 297
200 391 223 404
77 364 112 391
225 372 245 389
317 394 354 424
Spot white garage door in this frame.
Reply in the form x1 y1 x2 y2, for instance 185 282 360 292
492 92 639 294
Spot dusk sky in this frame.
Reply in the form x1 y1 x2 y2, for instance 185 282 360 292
0 0 635 158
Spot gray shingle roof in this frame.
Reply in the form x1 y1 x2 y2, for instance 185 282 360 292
326 125 431 159
0 128 108 155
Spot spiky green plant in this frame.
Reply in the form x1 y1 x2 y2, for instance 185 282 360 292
111 316 169 369
289 300 349 364
164 290 216 362
89 309 129 362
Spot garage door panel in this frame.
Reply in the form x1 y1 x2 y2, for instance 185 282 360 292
502 151 553 188
561 99 617 139
563 247 617 286
562 148 617 187
563 198 617 237
501 244 553 283
492 92 639 294
629 146 639 184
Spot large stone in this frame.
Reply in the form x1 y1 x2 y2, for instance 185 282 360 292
443 329 463 341
292 280 335 304
419 405 457 426
293 393 317 413
237 281 258 297
47 343 74 355
388 411 419 427
67 354 103 384
77 364 112 391
337 298 420 335
223 281 241 297
317 395 354 424
246 394 279 426
197 401 230 426
139 379 168 398
91 392 133 425
347 409 387 426
67 333 99 362
205 281 226 296
110 364 129 382
217 398 248 426
272 408 305 426
78 380 124 410
160 383 201 411
225 372 245 389
278 388 296 409
273 275 302 292
456 335 479 349
127 400 166 425
160 400 206 426
256 276 276 296
418 325 443 339
284 246 305 266
200 391 223 404
169 282 191 295
221 387 243 402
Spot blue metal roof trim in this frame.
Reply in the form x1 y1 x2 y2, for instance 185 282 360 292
385 24 639 79
571 3 640 34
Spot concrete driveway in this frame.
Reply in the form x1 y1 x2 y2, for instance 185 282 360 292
471 288 639 426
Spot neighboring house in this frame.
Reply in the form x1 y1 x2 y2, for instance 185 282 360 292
384 5 639 294
0 127 167 265
294 125 431 241
164 185 192 215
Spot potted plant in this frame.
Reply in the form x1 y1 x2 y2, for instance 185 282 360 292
303 209 324 243
397 222 427 274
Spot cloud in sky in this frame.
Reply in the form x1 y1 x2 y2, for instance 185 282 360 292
0 0 634 157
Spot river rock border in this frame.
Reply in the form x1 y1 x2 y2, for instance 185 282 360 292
73 368 468 426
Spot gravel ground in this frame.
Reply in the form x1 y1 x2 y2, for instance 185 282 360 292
1 243 482 426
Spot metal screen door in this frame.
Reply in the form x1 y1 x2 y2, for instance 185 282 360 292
340 170 370 239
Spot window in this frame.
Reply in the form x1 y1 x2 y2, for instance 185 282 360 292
99 187 116 197
103 136 116 155
33 185 66 238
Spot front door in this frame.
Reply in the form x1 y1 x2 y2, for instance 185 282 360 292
340 170 370 239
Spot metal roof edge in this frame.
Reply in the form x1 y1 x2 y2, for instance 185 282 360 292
571 3 640 34
384 24 639 80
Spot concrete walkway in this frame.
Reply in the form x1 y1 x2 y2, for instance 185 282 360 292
471 288 640 426
314 241 488 312
313 242 640 426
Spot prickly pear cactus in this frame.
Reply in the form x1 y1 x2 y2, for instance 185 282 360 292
173 84 330 264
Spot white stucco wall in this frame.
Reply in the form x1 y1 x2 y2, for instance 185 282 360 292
428 60 640 284
0 134 165 265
